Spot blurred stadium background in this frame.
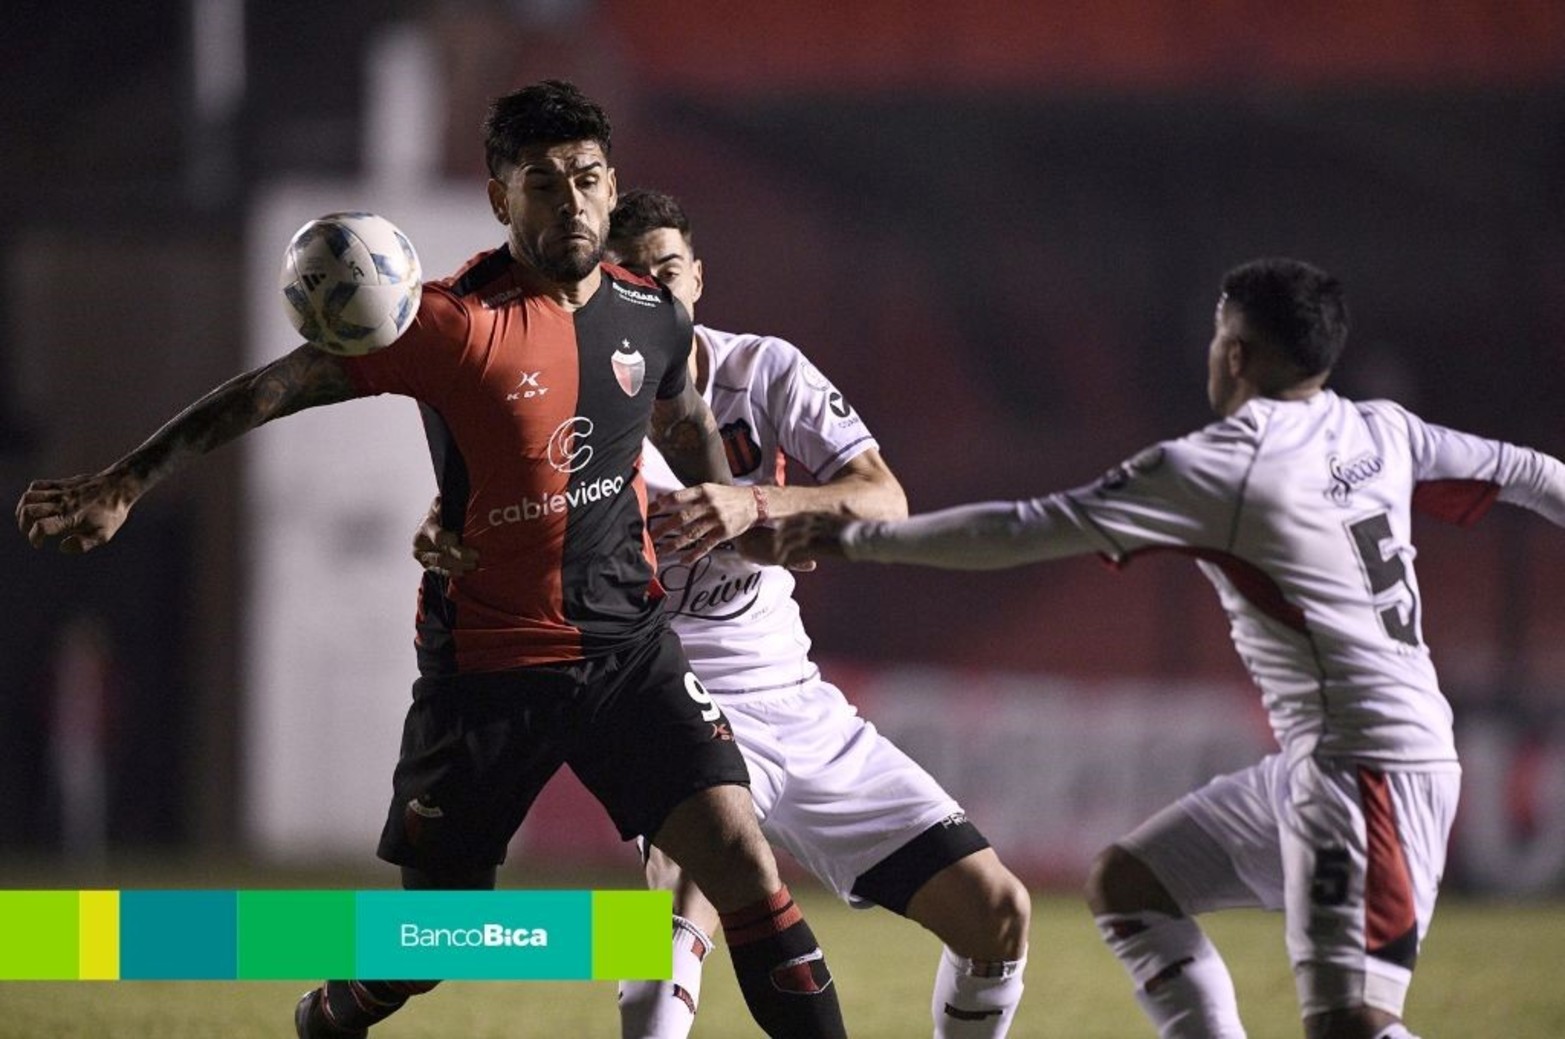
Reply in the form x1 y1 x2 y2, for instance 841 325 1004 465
3 0 1565 952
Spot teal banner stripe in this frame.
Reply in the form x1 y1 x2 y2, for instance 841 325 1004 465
120 891 237 980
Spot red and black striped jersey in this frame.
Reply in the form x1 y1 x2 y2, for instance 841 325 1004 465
340 246 693 674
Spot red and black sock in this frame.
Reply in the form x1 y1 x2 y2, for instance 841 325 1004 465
719 885 847 1039
320 979 440 1031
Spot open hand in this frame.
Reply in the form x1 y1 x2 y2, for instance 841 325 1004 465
649 483 760 564
733 527 817 572
772 511 852 567
15 472 137 553
411 496 479 577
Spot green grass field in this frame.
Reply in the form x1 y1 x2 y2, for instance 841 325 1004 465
1 859 1561 1038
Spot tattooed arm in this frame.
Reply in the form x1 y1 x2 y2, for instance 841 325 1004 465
16 345 359 553
645 378 741 562
648 377 731 489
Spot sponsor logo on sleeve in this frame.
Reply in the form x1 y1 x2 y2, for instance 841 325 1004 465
721 419 763 476
1098 445 1165 492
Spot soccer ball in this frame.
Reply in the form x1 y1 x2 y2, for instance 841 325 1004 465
279 212 422 355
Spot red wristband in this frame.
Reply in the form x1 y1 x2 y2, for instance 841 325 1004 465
751 485 771 525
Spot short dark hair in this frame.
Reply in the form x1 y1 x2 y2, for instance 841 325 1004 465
482 79 612 178
608 188 693 249
1220 258 1349 378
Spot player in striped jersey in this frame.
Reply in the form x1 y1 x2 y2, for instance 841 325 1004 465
17 82 848 1039
418 189 1031 1038
773 258 1565 1039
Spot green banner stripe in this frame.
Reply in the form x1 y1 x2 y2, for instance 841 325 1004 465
592 889 673 981
237 890 357 979
0 891 79 980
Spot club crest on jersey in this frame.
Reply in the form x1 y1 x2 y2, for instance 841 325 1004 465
1098 445 1165 492
1326 451 1384 506
721 418 763 476
612 339 646 397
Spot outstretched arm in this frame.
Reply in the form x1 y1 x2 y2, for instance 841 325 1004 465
1379 404 1565 528
777 493 1102 570
1479 443 1565 526
16 345 358 552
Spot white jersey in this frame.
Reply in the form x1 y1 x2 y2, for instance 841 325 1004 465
644 324 879 696
845 390 1565 765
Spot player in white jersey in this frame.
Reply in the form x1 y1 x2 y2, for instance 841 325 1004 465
773 258 1565 1039
415 189 1031 1039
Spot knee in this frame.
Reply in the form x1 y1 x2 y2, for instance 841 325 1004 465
925 860 1032 961
644 845 687 891
652 786 778 910
1085 844 1177 917
987 871 1032 959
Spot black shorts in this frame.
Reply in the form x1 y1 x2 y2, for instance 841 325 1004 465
376 625 749 874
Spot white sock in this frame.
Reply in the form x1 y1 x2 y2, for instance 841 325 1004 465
931 945 1027 1038
618 915 713 1039
1095 911 1246 1039
1372 1025 1418 1039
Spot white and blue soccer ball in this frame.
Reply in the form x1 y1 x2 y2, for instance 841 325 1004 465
279 211 422 355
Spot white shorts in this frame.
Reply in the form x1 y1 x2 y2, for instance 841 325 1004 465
721 679 966 905
1120 752 1459 1018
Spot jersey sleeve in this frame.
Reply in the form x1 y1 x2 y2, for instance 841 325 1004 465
764 341 879 482
337 285 471 409
841 495 1100 567
1055 426 1246 560
842 429 1238 568
1388 402 1565 527
654 298 694 400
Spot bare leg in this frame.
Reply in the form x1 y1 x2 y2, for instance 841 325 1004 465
650 785 845 1039
904 848 1030 1037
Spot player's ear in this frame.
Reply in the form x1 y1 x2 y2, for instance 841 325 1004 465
487 178 510 224
605 167 618 211
690 257 705 305
1225 337 1249 380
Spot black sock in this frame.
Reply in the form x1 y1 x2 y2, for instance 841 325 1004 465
719 885 847 1039
321 979 440 1030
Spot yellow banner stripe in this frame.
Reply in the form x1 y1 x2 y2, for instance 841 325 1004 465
78 890 120 980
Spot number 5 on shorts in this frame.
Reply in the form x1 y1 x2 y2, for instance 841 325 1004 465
1310 847 1353 906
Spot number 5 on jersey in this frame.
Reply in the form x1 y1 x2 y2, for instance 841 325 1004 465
1347 512 1420 647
